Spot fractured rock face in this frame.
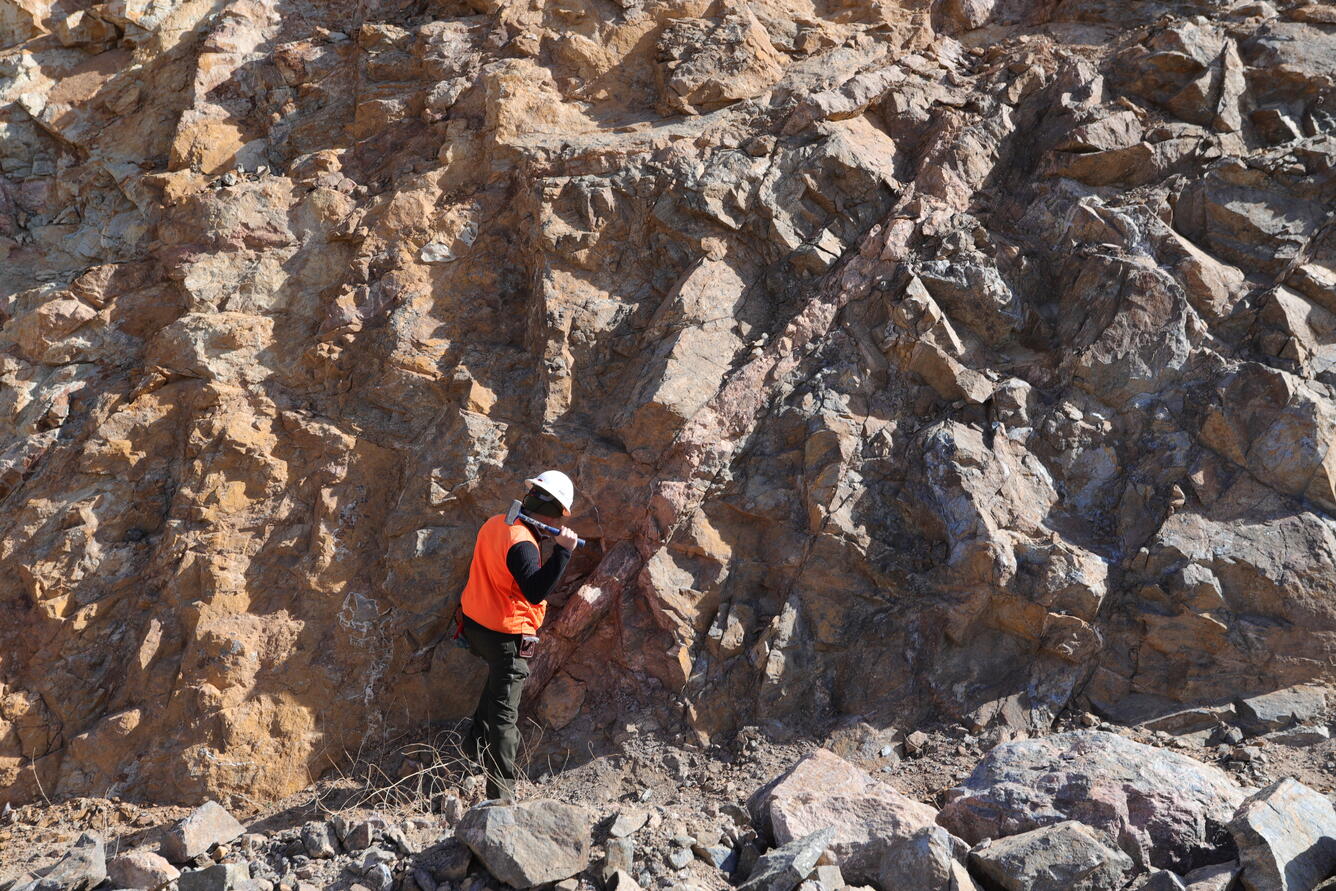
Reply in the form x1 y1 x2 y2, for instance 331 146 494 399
656 9 784 115
3 0 1336 811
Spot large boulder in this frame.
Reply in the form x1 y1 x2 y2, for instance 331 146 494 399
1230 778 1336 891
107 850 181 890
1236 686 1327 733
969 821 1134 891
749 748 955 884
455 799 593 888
878 826 980 891
160 801 246 864
938 731 1243 871
15 833 106 891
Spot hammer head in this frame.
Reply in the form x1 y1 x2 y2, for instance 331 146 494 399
505 499 523 525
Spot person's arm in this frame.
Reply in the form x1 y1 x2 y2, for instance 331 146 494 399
506 540 572 605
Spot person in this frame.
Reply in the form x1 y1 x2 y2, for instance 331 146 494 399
459 470 579 800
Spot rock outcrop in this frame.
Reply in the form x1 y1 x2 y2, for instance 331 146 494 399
1 0 1336 809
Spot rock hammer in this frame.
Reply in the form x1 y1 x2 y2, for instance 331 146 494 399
506 499 587 547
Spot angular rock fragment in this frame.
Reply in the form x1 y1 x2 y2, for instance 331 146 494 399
107 850 181 890
1230 778 1336 891
609 809 649 839
177 862 250 891
877 826 978 890
455 799 593 887
738 828 834 891
1263 725 1330 746
301 820 339 858
345 817 389 852
604 870 641 891
749 748 946 883
1137 870 1188 890
1236 686 1327 732
1183 861 1237 891
969 821 1134 891
601 837 635 883
15 833 106 891
418 836 473 881
161 802 246 864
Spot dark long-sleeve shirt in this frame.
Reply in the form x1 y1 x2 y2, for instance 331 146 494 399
505 540 571 604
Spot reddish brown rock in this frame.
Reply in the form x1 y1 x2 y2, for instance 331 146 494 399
1 0 1335 814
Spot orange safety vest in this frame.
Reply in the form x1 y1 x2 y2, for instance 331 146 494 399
460 514 548 635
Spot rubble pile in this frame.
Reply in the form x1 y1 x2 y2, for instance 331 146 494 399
7 735 1336 890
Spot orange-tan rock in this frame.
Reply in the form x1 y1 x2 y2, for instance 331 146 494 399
1 0 1336 809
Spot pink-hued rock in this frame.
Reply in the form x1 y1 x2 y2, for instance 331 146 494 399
107 850 181 890
750 749 954 884
939 732 1243 871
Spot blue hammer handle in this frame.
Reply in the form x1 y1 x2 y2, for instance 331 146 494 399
519 512 587 548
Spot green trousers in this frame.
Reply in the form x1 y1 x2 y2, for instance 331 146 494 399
462 617 530 800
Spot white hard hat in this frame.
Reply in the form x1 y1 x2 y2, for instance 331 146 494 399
524 470 574 516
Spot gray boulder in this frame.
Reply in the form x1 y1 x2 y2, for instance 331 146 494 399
1234 689 1330 737
1230 777 1336 891
455 799 594 888
301 821 339 859
969 821 1134 891
1237 686 1326 733
17 833 106 891
161 801 246 864
738 828 834 891
177 863 250 891
939 731 1243 871
876 826 979 891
